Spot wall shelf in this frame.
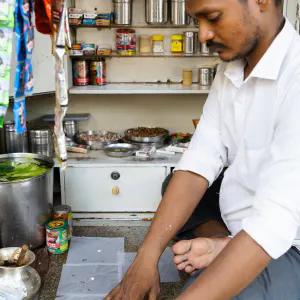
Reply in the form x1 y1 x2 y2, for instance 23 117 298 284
70 24 198 29
70 52 218 59
69 83 211 95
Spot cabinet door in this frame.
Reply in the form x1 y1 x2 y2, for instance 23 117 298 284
65 167 167 212
9 29 55 96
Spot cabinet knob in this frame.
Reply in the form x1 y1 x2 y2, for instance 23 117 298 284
112 187 119 195
111 172 120 180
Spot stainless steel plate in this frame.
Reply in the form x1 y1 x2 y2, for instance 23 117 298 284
103 143 140 158
75 131 120 150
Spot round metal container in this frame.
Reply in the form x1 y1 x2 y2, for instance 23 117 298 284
198 67 214 86
113 0 132 25
0 126 6 154
183 31 194 54
193 32 199 53
53 204 73 239
73 60 89 86
171 0 190 25
124 127 169 143
29 127 53 157
4 121 28 153
103 143 139 158
0 247 41 299
63 120 79 140
0 153 54 249
145 0 168 25
200 42 212 54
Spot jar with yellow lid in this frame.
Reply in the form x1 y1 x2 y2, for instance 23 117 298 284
152 35 164 53
171 34 183 53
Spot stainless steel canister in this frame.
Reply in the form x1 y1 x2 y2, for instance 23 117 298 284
113 0 132 25
145 0 168 24
198 67 214 86
0 126 5 154
171 0 190 25
183 31 194 54
63 120 79 140
0 153 54 249
4 121 28 153
29 127 53 157
200 42 212 54
193 32 199 53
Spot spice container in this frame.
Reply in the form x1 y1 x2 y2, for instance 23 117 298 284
198 67 214 86
53 205 73 240
139 35 151 53
182 69 192 86
73 60 89 86
4 121 28 153
200 42 212 54
29 127 53 157
90 59 107 86
113 0 133 25
171 0 190 25
71 43 83 56
46 220 69 254
193 32 199 53
171 35 183 53
152 35 164 53
63 120 79 140
183 31 194 54
145 0 168 24
82 43 96 56
116 29 136 55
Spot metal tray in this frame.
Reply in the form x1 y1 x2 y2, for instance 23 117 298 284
75 131 120 150
103 143 140 158
131 140 166 149
124 127 169 143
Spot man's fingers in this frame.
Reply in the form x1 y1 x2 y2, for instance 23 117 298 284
172 240 192 255
104 284 121 300
173 254 188 265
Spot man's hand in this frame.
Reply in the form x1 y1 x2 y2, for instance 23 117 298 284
104 255 160 300
173 237 231 274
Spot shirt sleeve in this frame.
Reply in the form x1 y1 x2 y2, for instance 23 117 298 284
174 65 228 186
243 78 300 259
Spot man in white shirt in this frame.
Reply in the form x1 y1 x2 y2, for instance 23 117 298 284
106 0 300 299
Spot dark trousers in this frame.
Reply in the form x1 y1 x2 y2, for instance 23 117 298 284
161 170 225 239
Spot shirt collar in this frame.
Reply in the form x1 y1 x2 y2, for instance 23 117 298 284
224 19 296 87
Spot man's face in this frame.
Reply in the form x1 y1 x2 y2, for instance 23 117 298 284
187 0 262 62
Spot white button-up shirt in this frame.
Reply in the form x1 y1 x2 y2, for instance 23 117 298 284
175 20 300 259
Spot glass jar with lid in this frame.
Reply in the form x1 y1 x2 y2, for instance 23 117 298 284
171 34 183 53
139 35 151 53
152 35 164 53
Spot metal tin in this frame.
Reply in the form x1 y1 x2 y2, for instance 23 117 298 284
90 59 107 85
46 220 68 254
145 0 168 25
113 0 132 25
183 31 194 54
198 67 214 86
63 120 79 140
193 32 199 53
29 127 53 157
200 42 212 54
4 121 28 153
116 29 136 55
53 205 73 240
171 0 190 25
73 60 89 86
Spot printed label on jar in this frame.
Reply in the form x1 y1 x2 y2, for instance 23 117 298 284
46 220 69 254
73 60 89 86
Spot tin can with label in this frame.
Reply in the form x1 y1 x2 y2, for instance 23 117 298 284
73 60 89 86
90 59 107 86
53 205 73 239
116 29 136 55
46 220 69 254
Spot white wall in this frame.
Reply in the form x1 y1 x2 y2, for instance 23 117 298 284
6 93 206 134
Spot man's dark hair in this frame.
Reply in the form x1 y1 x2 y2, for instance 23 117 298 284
240 0 281 6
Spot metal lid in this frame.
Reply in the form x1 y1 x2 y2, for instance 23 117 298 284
53 205 71 214
183 32 194 37
30 127 52 138
46 220 68 230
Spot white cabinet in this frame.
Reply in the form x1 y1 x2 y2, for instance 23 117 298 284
64 166 167 212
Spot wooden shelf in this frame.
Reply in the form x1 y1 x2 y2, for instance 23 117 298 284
70 24 198 29
70 52 218 59
69 83 211 95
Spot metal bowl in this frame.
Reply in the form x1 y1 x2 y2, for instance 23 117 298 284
103 143 140 158
75 131 120 150
131 140 166 149
124 127 169 143
0 247 36 269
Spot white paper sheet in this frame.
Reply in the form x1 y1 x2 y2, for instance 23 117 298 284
66 237 124 265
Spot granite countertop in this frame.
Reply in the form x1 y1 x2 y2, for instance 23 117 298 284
39 226 187 300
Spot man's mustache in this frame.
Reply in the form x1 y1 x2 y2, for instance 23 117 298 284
206 40 227 49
